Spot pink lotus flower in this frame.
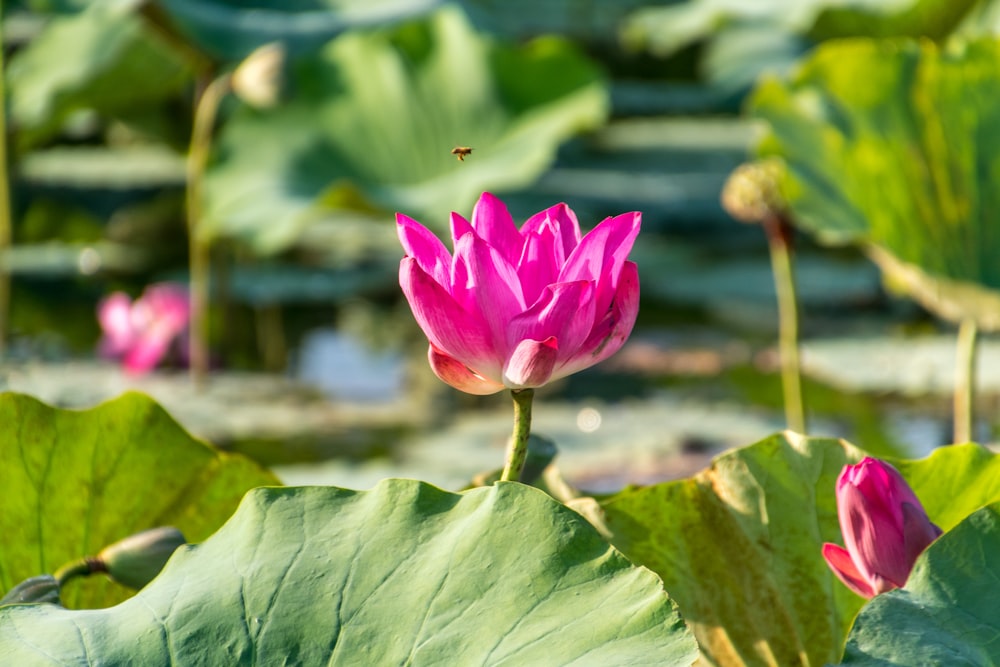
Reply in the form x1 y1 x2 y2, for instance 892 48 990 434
97 283 191 374
398 192 640 394
822 457 942 598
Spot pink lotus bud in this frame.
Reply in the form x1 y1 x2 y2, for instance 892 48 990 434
822 457 942 598
398 193 640 394
97 282 191 374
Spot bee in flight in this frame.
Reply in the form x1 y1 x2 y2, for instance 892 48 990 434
451 146 473 162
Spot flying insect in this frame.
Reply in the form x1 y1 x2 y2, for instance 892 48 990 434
451 146 473 161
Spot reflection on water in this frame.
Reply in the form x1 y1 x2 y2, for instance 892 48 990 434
295 328 405 404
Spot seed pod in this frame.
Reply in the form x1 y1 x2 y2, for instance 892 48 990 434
721 159 787 224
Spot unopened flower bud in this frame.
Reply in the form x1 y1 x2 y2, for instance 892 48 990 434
0 575 61 606
97 527 187 590
822 457 942 598
231 42 285 109
721 159 787 224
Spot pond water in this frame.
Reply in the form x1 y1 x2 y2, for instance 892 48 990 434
3 241 991 496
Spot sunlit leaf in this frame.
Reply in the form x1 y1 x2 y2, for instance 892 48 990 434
0 480 698 664
752 37 1000 329
201 6 608 254
0 392 279 609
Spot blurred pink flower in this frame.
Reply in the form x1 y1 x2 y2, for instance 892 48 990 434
397 192 640 394
97 283 191 374
822 457 942 598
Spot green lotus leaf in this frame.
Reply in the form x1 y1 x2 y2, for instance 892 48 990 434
6 2 192 150
622 0 976 58
751 37 1000 329
155 0 442 61
891 442 1000 532
838 502 1000 665
0 480 698 665
0 392 279 610
200 6 608 254
599 434 1000 667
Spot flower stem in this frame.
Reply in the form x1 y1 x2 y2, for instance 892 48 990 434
953 318 978 443
0 34 11 361
186 74 231 389
764 215 805 434
53 557 105 587
500 388 535 482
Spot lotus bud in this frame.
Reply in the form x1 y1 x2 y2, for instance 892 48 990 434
0 575 61 606
822 457 942 598
231 42 285 109
720 158 787 224
97 527 187 590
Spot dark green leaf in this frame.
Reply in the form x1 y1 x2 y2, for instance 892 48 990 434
157 0 442 61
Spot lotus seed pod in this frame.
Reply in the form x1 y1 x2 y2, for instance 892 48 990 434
721 159 787 224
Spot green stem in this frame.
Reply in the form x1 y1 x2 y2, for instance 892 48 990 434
764 216 805 434
186 74 230 389
953 318 978 444
500 388 535 482
0 27 11 361
53 557 105 587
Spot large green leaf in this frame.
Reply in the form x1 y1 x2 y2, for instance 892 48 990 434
598 435 1000 667
6 2 193 150
201 6 608 254
751 37 1000 329
156 0 442 61
838 502 1000 665
0 480 699 664
0 392 279 610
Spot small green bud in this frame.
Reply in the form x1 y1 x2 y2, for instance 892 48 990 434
97 527 187 590
0 575 61 606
